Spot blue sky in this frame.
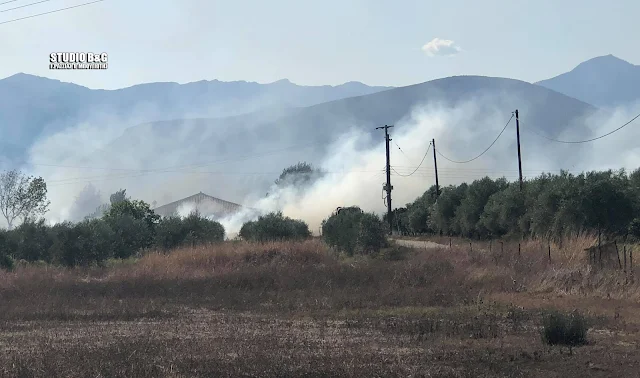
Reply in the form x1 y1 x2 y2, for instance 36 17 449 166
1 0 638 89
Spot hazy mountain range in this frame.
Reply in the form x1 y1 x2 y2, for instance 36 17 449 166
0 74 390 162
2 54 638 164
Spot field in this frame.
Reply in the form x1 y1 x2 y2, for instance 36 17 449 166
1 237 640 377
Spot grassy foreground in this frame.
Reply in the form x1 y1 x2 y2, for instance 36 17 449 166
1 238 640 377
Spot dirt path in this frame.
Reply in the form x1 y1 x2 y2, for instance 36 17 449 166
392 238 445 249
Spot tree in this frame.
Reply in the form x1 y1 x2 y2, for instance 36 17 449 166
103 198 160 259
155 212 225 250
239 212 311 242
85 188 128 220
0 170 50 229
322 206 387 256
454 177 508 238
69 183 103 221
428 183 468 236
110 189 127 204
479 183 526 237
104 198 160 230
274 162 324 188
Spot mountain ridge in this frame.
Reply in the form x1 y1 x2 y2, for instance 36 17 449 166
536 55 640 107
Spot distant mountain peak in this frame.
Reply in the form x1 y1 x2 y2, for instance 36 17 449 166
574 54 635 70
536 55 640 107
270 78 292 85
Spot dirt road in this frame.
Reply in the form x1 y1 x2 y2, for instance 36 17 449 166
392 238 445 249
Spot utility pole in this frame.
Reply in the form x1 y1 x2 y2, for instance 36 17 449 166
432 139 440 197
376 125 394 235
515 109 523 191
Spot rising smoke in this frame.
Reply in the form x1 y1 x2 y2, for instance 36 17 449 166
10 94 640 236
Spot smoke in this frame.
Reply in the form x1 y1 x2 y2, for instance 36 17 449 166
4 89 640 235
219 100 640 238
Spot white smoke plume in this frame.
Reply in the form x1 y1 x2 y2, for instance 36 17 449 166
5 95 640 236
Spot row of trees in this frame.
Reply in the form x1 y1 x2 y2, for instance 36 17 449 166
0 187 227 269
390 169 640 241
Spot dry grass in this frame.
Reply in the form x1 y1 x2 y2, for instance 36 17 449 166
2 236 640 376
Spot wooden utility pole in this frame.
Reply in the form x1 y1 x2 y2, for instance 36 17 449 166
376 125 394 235
515 110 523 191
432 139 440 197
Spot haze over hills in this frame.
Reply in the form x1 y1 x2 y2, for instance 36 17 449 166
536 55 640 108
4 56 638 224
0 73 391 162
53 75 597 212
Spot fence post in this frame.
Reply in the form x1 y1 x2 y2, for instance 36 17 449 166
631 248 634 283
489 240 492 253
470 242 472 253
501 241 504 255
624 245 627 273
615 241 622 270
548 243 551 263
598 228 603 269
518 243 521 258
449 237 452 248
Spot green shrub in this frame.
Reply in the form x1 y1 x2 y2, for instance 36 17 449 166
239 212 311 242
322 207 388 256
107 214 154 259
49 219 115 267
541 310 589 346
155 212 225 250
0 253 14 271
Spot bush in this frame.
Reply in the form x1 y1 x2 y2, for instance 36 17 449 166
48 219 115 267
541 311 589 347
107 214 154 259
322 207 388 256
2 219 56 263
0 252 14 271
239 212 311 242
155 212 225 250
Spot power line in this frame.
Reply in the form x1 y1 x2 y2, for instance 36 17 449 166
1 0 56 13
523 111 640 144
46 168 387 187
0 0 104 25
26 141 325 173
435 114 514 164
0 0 22 5
393 141 413 163
390 142 431 177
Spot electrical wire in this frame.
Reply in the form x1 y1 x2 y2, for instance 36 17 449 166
46 168 387 187
0 0 22 5
0 0 104 25
390 143 432 177
17 141 327 187
393 141 412 163
1 0 56 13
435 114 514 164
522 111 640 144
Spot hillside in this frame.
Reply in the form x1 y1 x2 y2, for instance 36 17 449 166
0 73 390 163
536 55 640 108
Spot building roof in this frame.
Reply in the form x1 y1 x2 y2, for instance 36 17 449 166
153 192 243 217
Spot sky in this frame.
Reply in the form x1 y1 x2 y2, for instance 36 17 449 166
0 0 639 89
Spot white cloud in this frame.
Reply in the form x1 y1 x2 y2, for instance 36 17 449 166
421 38 462 57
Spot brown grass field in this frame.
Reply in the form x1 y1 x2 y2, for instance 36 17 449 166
1 236 640 377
